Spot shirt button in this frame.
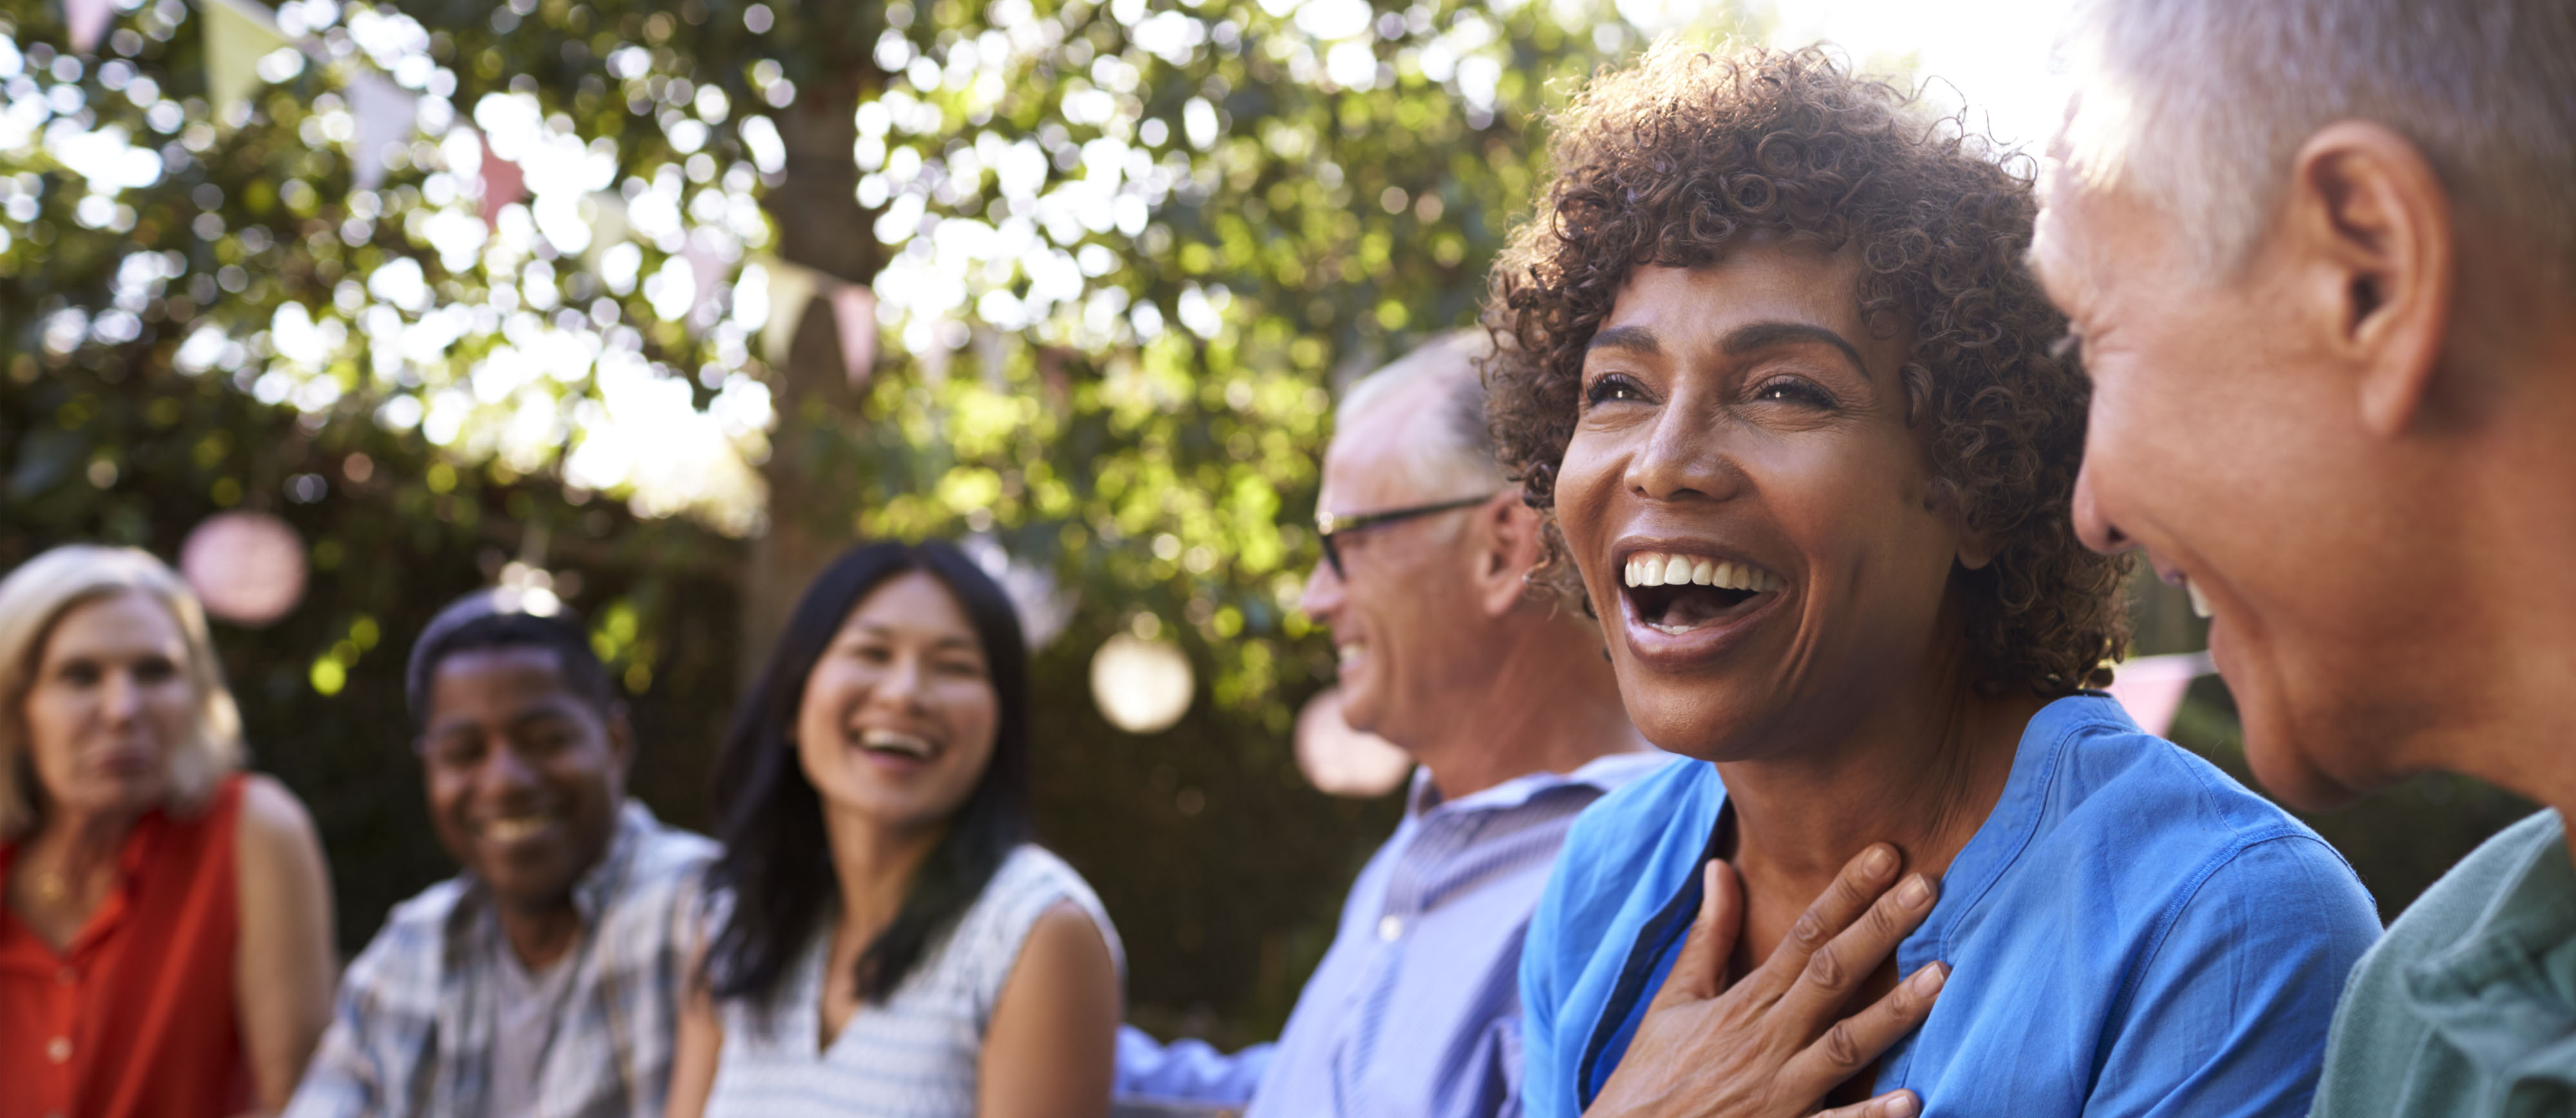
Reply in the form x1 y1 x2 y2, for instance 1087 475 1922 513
1377 914 1403 942
54 967 75 987
46 1036 71 1063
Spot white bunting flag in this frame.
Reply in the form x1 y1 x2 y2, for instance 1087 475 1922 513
681 236 726 325
345 71 416 190
65 0 114 54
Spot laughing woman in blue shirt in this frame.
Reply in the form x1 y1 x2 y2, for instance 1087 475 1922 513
1479 45 2380 1118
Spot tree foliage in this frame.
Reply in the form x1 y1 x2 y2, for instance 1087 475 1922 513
0 0 1692 1036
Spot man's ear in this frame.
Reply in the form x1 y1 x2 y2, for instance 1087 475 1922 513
1473 493 1544 617
2278 121 2456 438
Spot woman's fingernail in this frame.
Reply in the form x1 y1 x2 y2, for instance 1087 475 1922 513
1899 874 1935 908
1911 962 1949 996
1882 1092 1920 1118
1863 845 1898 878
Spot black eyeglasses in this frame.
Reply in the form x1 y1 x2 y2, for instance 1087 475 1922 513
1315 494 1497 580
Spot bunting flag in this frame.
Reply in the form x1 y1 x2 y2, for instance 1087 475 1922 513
828 282 879 388
200 0 292 125
753 256 876 388
2103 650 2216 737
345 72 417 191
756 258 818 366
681 236 726 325
64 0 114 54
478 137 526 229
579 192 629 270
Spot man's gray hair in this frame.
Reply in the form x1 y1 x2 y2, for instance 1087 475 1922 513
2058 0 2576 283
1336 331 1506 498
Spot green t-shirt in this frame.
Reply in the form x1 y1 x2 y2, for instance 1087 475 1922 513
2313 809 2576 1117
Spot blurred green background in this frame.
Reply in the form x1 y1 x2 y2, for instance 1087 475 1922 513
0 0 2532 1048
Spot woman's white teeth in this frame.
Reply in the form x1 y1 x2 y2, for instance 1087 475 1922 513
2186 578 2214 620
860 729 934 757
1622 552 1780 592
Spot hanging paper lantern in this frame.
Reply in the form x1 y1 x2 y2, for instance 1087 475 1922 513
178 511 308 627
1294 687 1414 798
2104 650 2216 737
1090 630 1193 734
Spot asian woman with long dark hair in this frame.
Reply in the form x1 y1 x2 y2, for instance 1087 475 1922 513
666 540 1120 1117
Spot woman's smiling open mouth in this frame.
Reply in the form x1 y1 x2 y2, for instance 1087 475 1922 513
856 727 939 761
1620 550 1783 635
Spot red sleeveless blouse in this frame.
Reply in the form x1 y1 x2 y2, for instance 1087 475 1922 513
0 774 253 1118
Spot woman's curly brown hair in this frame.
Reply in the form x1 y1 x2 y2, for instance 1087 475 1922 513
1483 43 2130 694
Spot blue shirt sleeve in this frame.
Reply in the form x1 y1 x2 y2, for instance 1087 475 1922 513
2081 835 2380 1118
1114 1025 1275 1105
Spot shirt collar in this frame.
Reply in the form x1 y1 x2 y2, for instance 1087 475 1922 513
1407 750 1673 819
1901 693 2127 961
2403 811 2576 1074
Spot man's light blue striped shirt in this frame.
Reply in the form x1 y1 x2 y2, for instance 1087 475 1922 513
1238 750 1672 1118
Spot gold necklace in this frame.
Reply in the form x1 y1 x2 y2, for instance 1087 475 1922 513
34 870 66 905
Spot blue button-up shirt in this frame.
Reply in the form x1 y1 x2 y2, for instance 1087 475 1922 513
1119 751 1672 1118
1254 750 1673 1118
1521 696 2380 1118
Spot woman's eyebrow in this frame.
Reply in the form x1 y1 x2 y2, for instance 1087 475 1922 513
1586 325 1660 355
1721 320 1870 375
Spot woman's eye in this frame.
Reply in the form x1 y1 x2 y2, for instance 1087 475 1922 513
59 662 101 687
936 658 987 679
1752 377 1834 408
1583 374 1649 407
133 656 179 684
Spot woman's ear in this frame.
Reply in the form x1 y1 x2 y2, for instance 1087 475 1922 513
1955 532 2000 572
1944 492 1998 571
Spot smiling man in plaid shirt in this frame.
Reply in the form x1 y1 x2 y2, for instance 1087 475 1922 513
285 592 713 1118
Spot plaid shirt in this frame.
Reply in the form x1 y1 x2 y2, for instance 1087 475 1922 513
284 802 715 1118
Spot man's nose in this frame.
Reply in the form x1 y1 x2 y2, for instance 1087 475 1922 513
1298 557 1343 622
2070 460 2134 554
477 740 543 793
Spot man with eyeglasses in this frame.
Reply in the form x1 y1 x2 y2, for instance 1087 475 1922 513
287 591 713 1118
1117 332 1662 1118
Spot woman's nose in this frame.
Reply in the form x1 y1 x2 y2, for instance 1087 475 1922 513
871 655 934 711
1625 406 1743 504
97 668 144 724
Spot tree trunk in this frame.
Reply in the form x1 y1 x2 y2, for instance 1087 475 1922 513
743 72 880 683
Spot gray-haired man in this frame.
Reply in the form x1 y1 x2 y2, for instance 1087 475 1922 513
1119 333 1662 1117
2027 0 2576 1113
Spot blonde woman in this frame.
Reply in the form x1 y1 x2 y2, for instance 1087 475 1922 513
0 545 337 1118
